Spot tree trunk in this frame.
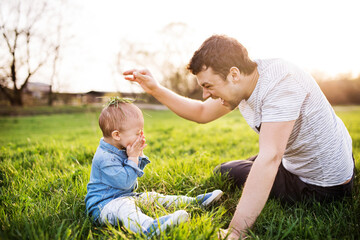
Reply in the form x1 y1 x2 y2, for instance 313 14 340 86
48 85 53 106
12 88 23 106
0 87 23 106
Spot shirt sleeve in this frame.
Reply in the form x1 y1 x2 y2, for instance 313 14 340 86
100 157 143 190
138 155 151 170
261 74 308 122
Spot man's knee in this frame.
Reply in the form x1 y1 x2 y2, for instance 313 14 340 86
213 162 237 175
213 164 222 175
213 160 253 188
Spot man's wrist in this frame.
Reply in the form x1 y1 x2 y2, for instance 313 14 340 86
228 227 247 240
151 85 165 98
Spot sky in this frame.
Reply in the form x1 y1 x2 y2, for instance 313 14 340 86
10 0 360 93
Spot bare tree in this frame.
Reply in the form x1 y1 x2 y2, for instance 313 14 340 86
0 0 64 106
48 2 66 106
48 42 60 106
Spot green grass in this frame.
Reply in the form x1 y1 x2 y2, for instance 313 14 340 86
0 106 359 239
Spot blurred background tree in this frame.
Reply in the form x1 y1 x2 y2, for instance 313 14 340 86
0 0 69 106
115 22 202 100
316 74 360 105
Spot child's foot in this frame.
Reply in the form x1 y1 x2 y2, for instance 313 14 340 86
196 189 224 207
144 210 189 237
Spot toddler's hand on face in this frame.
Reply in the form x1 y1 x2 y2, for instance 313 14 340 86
126 134 147 159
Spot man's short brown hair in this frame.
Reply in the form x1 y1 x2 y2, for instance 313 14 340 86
99 103 143 138
187 35 257 79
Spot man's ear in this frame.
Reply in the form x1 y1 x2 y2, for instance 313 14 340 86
111 130 121 141
229 67 241 83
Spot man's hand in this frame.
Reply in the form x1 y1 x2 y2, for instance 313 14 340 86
218 228 246 240
126 134 147 165
123 69 160 95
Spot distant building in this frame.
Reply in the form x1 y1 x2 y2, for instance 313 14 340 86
24 82 51 99
20 82 51 105
0 82 160 106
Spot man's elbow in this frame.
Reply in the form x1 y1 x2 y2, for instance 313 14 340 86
193 110 213 124
194 118 211 124
258 150 283 166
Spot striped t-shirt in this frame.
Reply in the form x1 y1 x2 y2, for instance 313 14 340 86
239 58 353 187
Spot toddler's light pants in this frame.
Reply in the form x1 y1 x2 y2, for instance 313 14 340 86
99 192 194 233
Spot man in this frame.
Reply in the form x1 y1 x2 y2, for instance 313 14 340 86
123 35 354 239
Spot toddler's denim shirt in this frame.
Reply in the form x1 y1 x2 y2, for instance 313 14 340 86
85 138 150 222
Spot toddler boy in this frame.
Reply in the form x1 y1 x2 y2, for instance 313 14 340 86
85 98 223 237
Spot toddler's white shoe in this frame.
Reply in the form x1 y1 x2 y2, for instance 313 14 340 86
196 189 224 207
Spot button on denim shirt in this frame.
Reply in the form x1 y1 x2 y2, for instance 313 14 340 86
85 138 150 222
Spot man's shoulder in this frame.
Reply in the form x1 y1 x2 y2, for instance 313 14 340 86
253 58 303 101
256 58 293 74
256 58 301 88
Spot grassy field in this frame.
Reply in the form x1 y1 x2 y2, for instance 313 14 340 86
0 106 359 239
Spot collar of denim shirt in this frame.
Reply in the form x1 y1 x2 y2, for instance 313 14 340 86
99 138 127 159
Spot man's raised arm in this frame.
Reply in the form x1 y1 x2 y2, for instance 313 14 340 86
123 69 230 123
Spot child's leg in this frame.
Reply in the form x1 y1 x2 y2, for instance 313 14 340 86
100 196 189 237
138 191 195 208
99 197 153 233
138 190 224 208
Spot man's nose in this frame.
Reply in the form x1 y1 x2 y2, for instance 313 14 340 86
202 88 211 100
